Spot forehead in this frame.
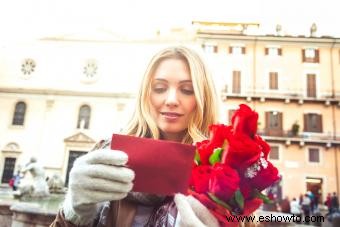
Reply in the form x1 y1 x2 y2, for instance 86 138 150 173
153 58 191 80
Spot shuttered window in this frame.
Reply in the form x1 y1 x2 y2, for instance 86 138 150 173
304 113 322 133
265 47 282 56
269 72 278 90
306 74 317 97
265 111 283 136
269 146 279 160
229 46 246 55
232 71 241 94
302 48 320 63
308 148 320 163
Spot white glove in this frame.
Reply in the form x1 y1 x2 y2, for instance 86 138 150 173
174 194 219 227
63 149 135 225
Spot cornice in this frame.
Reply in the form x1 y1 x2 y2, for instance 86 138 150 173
0 87 135 99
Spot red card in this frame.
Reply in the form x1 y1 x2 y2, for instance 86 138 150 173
110 134 196 195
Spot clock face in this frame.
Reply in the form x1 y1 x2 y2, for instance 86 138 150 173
21 58 36 75
83 61 98 78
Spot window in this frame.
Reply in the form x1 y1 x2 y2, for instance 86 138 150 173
269 72 278 90
77 105 91 129
265 47 282 56
12 102 26 125
269 112 280 128
229 46 246 55
306 74 316 97
232 71 241 93
265 111 283 136
308 148 320 163
202 44 218 53
302 48 319 63
269 146 279 160
304 113 322 133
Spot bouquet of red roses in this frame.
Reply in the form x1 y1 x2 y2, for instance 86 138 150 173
188 104 280 226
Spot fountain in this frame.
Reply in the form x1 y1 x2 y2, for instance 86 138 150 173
0 157 65 227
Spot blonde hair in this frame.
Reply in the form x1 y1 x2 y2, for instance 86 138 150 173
124 46 219 144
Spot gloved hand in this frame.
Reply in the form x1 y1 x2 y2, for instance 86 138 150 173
63 149 135 225
174 194 219 227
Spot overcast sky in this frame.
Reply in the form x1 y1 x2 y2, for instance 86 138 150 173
0 0 339 41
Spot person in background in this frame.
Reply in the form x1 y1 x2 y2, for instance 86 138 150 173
325 193 332 215
279 196 290 213
50 46 221 227
331 192 339 213
290 198 302 224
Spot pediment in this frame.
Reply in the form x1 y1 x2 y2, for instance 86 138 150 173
64 132 96 144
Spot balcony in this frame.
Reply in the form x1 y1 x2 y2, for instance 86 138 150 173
221 86 340 105
257 129 340 146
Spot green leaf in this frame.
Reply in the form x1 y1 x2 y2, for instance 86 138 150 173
235 189 244 209
194 150 201 165
253 189 274 204
208 192 232 210
209 148 223 165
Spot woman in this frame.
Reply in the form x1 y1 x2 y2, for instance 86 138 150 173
51 46 220 227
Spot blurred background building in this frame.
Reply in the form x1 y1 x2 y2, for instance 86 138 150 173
0 21 339 203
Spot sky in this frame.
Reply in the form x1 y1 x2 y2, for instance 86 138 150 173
0 0 339 42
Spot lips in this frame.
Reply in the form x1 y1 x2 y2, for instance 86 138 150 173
161 112 183 120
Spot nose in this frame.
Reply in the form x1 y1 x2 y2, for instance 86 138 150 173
165 88 179 107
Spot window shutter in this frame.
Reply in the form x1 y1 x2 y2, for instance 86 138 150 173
317 114 323 132
315 49 320 63
242 47 246 54
278 48 282 56
302 49 306 62
229 46 233 54
278 112 283 131
303 114 308 132
214 45 218 53
232 71 241 93
265 112 270 134
269 72 278 90
265 48 269 55
307 74 316 97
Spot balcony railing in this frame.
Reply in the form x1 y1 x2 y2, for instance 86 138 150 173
221 86 339 104
257 129 340 146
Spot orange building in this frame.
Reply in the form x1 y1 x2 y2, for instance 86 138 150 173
195 21 340 203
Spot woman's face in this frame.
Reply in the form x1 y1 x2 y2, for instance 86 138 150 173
150 58 197 142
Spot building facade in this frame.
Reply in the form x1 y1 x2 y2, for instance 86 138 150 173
195 21 340 202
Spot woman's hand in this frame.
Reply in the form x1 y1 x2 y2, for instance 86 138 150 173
174 194 219 227
63 149 135 225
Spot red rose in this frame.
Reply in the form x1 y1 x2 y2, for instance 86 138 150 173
196 140 214 165
246 161 280 191
209 163 240 202
254 135 271 159
231 104 258 138
208 124 231 147
239 178 252 199
189 165 212 193
222 133 262 169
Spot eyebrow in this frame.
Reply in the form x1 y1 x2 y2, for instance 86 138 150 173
153 78 192 84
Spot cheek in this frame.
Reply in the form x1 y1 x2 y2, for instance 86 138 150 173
185 97 197 114
150 94 161 112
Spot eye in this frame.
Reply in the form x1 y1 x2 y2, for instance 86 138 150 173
180 86 194 95
152 84 167 94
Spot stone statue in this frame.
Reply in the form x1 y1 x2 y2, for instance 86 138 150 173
47 173 66 193
14 157 50 199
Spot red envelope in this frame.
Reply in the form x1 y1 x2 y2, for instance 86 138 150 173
110 134 196 195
